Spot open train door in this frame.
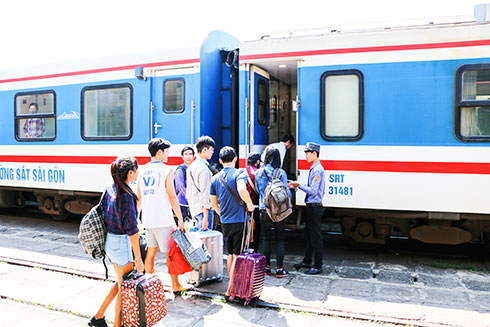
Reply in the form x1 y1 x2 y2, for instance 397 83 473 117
248 65 270 154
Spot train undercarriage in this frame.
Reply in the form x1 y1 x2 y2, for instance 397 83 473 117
0 188 98 221
2 187 490 249
335 208 490 250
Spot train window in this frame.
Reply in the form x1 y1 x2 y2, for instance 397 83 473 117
455 64 490 141
257 79 268 125
320 70 364 141
164 79 184 113
81 84 132 140
14 91 56 141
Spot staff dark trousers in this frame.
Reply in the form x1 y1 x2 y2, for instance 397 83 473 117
249 208 261 252
303 205 323 269
260 210 287 268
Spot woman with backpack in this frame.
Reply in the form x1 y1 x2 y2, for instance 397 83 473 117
89 156 144 327
255 148 291 278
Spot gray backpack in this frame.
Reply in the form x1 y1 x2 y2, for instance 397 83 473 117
263 169 292 222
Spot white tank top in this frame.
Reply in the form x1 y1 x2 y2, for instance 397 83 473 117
138 161 175 228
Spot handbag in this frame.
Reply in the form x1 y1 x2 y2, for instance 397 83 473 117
171 229 211 271
167 237 193 275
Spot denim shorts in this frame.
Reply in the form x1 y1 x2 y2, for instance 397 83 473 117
105 232 133 267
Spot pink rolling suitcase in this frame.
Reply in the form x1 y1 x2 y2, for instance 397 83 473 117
229 250 267 305
218 175 266 305
121 272 167 327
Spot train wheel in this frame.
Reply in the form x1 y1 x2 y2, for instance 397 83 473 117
50 210 71 221
481 232 490 250
341 219 388 251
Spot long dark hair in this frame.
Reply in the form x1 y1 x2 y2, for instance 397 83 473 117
110 155 138 203
264 148 281 169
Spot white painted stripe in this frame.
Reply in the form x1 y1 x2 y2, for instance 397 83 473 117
0 65 199 91
0 144 194 157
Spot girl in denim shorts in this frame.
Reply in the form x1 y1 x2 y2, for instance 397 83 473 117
89 156 144 327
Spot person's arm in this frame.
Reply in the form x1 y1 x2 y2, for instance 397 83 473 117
298 172 322 196
237 179 255 212
210 195 220 215
129 232 144 273
136 180 142 211
280 170 292 196
122 195 143 272
166 170 184 231
198 169 212 230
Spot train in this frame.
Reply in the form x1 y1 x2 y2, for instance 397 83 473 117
2 8 490 249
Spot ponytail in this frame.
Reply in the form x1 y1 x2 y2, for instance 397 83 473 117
110 156 138 207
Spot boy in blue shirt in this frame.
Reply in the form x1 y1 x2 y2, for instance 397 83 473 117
210 147 255 298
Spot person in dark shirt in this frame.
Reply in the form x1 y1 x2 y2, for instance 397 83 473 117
89 156 143 327
210 147 254 299
246 152 261 252
174 145 195 220
255 148 291 278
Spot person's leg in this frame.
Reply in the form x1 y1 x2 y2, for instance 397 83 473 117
260 211 272 266
303 206 313 265
144 228 160 273
226 254 237 296
166 252 192 292
113 262 134 327
275 218 287 268
94 283 118 320
180 205 189 220
249 208 261 252
144 247 158 274
310 206 324 268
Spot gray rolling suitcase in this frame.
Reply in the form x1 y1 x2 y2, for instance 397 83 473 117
188 230 223 286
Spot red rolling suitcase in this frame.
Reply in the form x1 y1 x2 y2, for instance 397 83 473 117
229 250 267 305
121 272 166 327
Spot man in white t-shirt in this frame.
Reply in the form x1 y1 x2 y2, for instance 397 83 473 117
137 138 187 293
261 134 295 168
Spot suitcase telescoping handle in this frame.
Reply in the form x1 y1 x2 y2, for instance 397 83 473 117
240 211 253 254
218 174 252 254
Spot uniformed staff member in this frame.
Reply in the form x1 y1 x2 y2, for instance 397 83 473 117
288 142 325 275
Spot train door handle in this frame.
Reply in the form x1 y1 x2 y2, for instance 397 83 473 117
154 123 162 134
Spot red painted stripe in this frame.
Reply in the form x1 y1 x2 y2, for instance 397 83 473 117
0 58 200 84
240 39 490 61
238 158 246 168
3 155 490 175
298 160 490 175
0 155 184 166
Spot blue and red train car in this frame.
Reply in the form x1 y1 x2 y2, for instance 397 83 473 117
2 17 490 247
